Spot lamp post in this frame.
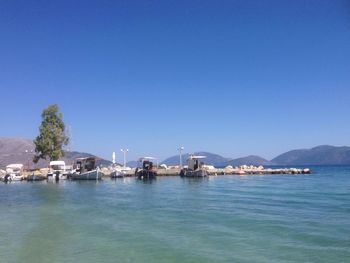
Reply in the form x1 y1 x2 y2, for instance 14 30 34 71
112 152 116 165
178 146 184 168
120 149 129 168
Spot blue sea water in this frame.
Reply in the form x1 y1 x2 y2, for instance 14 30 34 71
0 166 349 263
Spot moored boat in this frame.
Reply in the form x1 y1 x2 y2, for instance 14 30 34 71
5 164 24 181
180 155 208 177
47 160 68 181
27 173 46 181
135 157 157 180
69 157 101 180
110 169 124 178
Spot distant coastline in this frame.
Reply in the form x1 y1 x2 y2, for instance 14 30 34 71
1 137 350 169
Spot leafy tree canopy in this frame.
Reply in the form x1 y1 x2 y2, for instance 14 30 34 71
33 104 69 163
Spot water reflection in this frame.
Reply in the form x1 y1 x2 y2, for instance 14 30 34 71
181 177 209 184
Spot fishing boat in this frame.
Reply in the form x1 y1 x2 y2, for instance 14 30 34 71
27 173 46 181
110 167 124 178
110 151 123 178
5 164 24 181
180 155 208 177
69 157 101 180
135 157 157 179
47 160 68 181
0 176 9 182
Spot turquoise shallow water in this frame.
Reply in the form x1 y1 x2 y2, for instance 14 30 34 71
0 166 349 263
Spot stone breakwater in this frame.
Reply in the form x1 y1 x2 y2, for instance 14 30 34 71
0 166 311 181
206 167 311 176
103 167 311 177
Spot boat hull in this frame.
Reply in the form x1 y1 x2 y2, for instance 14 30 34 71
180 169 208 177
1 174 23 182
10 175 24 181
110 171 124 178
48 172 68 180
70 170 101 180
136 169 157 180
27 174 46 181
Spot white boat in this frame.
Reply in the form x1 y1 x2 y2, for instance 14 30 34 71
69 157 101 180
5 164 24 181
110 170 123 178
110 166 124 178
47 160 68 180
180 155 208 177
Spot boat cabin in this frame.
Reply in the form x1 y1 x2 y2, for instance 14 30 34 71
187 155 206 171
49 160 66 174
74 157 97 174
139 157 157 171
136 157 157 179
180 155 208 177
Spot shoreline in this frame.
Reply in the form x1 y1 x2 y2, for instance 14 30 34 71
1 166 311 182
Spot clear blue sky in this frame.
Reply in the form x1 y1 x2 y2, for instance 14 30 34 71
0 0 349 162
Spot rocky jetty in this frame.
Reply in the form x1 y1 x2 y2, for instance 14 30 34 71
205 166 311 176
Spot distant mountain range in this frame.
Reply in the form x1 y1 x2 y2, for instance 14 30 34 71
1 138 350 168
271 145 350 165
161 152 272 167
160 146 350 167
126 160 139 168
162 152 231 167
219 155 272 167
0 138 112 169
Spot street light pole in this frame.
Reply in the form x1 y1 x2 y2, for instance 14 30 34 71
112 152 116 165
120 149 129 168
178 146 184 168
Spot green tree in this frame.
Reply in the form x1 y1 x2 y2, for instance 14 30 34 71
33 104 69 163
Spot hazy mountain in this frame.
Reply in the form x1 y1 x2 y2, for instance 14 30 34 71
161 152 231 166
162 152 270 167
126 160 139 168
272 145 350 165
0 137 112 169
162 145 350 167
219 155 272 167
